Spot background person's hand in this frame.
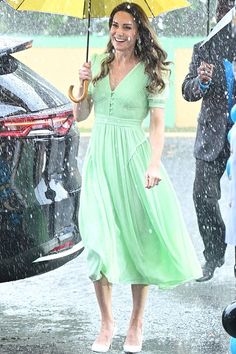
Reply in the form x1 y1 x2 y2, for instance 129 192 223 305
145 165 161 189
197 61 214 84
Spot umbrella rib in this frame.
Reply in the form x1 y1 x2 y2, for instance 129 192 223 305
144 0 155 17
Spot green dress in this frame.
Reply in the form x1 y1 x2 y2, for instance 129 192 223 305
79 53 202 288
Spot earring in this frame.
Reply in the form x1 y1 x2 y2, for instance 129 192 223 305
137 37 142 51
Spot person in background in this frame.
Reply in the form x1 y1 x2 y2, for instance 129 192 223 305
74 2 202 353
182 0 235 282
225 111 236 255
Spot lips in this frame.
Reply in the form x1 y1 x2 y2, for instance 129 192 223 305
114 37 125 42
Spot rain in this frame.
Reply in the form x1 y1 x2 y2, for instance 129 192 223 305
0 0 236 353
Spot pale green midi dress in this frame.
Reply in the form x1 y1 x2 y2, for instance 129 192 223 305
79 53 202 288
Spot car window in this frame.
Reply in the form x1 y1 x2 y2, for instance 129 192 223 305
0 55 69 115
0 103 26 117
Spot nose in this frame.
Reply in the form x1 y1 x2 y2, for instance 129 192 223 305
115 27 124 37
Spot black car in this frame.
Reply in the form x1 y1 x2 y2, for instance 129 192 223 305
0 37 83 282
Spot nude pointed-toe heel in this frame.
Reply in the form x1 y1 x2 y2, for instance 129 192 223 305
123 343 142 353
91 324 117 353
91 342 112 353
123 335 143 353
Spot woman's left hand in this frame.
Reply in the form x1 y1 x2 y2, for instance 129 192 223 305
145 165 161 189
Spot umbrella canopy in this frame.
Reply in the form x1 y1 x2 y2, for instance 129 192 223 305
5 0 190 18
4 0 190 102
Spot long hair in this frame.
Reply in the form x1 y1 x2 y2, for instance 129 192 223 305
92 2 170 93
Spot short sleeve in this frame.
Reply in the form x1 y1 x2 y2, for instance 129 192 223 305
147 76 169 108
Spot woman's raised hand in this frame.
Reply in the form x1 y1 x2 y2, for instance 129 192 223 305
79 62 92 84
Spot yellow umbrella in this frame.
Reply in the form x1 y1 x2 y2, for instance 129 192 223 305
6 0 190 18
4 0 190 102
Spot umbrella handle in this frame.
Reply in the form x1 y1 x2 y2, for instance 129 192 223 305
68 80 89 103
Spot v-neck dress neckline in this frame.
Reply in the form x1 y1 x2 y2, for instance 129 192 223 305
108 62 141 92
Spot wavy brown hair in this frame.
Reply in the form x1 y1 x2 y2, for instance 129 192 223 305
92 2 170 93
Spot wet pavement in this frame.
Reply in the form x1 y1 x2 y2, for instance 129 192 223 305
0 135 235 354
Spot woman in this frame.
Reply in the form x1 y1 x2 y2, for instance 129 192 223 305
74 2 202 353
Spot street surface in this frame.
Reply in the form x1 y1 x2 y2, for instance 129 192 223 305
0 135 235 354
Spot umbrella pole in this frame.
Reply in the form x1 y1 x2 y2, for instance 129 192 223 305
68 0 91 104
206 0 210 35
86 0 91 62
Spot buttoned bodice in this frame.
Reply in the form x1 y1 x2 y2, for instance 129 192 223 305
88 53 168 126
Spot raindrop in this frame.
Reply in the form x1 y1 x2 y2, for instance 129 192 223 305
62 16 68 24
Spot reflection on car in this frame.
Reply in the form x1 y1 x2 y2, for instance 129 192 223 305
0 37 83 282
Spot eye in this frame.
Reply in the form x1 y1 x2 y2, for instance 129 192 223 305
123 25 132 30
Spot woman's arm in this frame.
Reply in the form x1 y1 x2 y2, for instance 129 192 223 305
145 107 165 189
73 91 93 122
73 62 94 122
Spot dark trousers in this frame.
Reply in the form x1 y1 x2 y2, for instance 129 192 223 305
193 146 230 263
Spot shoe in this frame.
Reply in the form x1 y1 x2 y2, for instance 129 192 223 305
91 324 117 353
196 258 225 282
123 343 142 353
123 336 143 353
91 342 111 353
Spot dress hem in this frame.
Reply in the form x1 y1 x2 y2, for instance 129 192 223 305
89 273 202 290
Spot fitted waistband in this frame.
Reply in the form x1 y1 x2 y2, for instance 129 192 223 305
95 114 141 127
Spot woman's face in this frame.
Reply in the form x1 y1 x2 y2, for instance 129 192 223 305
110 11 139 54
